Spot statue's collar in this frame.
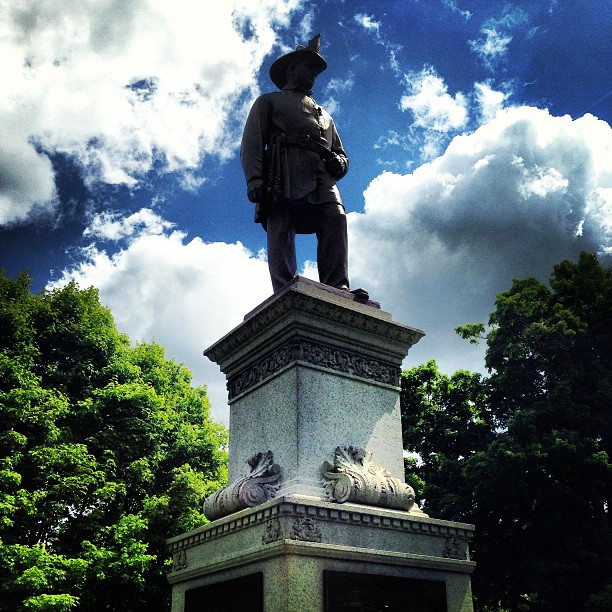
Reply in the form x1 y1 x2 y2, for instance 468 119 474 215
282 86 313 97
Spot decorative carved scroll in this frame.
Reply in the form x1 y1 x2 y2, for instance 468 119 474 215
322 446 415 512
203 451 281 521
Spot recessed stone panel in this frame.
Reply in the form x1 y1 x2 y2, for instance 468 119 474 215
184 572 263 612
324 570 447 611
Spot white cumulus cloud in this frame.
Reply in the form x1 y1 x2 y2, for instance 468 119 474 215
0 120 57 224
474 81 509 122
348 107 612 374
83 208 175 241
401 67 468 132
0 0 302 226
50 212 272 423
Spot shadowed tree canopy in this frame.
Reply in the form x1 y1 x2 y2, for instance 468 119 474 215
403 253 612 612
0 271 228 611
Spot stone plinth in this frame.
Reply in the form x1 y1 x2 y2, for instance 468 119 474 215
167 495 475 612
204 277 424 499
168 277 475 611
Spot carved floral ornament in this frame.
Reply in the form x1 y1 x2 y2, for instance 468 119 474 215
227 339 400 399
202 446 424 523
322 446 417 512
172 548 188 571
261 516 323 545
291 516 322 542
443 536 467 560
203 451 281 521
262 518 283 545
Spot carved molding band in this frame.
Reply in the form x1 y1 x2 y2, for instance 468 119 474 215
323 446 416 512
227 339 400 399
228 344 294 399
205 289 424 366
203 451 281 521
168 498 474 561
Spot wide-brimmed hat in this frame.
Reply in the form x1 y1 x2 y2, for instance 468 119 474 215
269 34 327 89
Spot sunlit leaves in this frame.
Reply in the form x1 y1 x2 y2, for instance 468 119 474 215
0 270 227 611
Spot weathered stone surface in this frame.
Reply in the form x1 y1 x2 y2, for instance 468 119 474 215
204 277 424 499
167 495 475 612
322 445 420 513
167 277 474 610
203 451 281 521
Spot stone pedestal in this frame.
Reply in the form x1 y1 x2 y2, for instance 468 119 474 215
167 277 475 611
168 496 474 611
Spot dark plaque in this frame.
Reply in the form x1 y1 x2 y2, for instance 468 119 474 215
324 570 447 612
184 572 263 612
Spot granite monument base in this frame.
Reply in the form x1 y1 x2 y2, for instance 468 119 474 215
168 278 475 610
168 495 475 611
203 277 425 502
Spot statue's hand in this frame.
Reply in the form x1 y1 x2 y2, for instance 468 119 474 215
325 155 345 179
247 178 266 203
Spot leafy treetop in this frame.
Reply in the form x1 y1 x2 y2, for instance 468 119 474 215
404 253 612 612
0 271 228 611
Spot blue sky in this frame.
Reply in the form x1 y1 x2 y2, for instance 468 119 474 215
1 0 611 423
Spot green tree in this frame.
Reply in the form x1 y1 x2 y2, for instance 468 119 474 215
401 361 493 520
403 253 612 611
0 272 228 611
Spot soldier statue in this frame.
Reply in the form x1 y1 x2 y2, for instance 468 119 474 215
240 35 368 299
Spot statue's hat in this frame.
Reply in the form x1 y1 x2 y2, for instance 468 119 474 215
269 34 327 89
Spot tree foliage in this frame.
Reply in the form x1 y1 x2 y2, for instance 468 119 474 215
401 361 494 520
403 253 612 611
0 271 228 611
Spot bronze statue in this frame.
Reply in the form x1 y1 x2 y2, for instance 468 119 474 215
240 35 368 300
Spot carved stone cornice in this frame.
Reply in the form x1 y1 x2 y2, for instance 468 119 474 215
168 497 474 557
322 446 418 513
227 339 400 399
203 451 281 521
205 280 424 368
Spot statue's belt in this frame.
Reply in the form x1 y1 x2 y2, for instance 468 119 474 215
275 133 336 162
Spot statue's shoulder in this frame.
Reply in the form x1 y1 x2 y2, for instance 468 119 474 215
256 91 281 102
251 91 280 111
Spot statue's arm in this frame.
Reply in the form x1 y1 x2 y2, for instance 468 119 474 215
326 120 349 180
240 96 270 202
